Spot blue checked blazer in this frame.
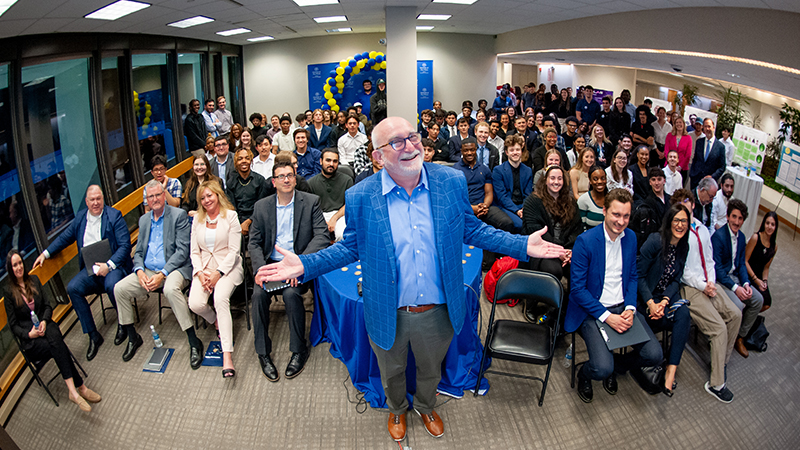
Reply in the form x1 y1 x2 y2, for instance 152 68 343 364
299 163 529 350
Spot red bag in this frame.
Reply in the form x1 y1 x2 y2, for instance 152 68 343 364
483 256 521 307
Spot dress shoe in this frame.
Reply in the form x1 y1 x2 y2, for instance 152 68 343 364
524 301 537 323
388 413 406 441
122 334 143 362
259 355 279 382
415 409 444 438
285 351 309 379
70 394 91 412
190 344 204 370
86 336 103 361
114 325 127 346
603 372 618 396
734 337 749 358
577 372 593 403
80 388 102 403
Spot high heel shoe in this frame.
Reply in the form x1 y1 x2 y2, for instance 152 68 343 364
663 380 677 397
222 368 236 378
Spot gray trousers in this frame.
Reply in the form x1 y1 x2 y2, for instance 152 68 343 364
720 274 764 337
683 284 741 387
369 305 454 416
115 269 192 330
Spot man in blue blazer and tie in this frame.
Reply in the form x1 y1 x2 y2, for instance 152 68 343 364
690 118 727 189
257 117 563 442
711 199 764 358
566 188 663 403
33 185 132 361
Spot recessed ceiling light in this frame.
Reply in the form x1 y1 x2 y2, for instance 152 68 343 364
326 27 352 33
314 16 347 23
217 28 251 36
0 0 19 18
417 14 451 20
670 73 684 78
247 36 274 42
85 0 150 20
702 82 715 87
416 26 434 31
168 16 214 28
293 0 339 6
432 0 477 4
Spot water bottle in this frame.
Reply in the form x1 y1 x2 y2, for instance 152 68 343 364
563 343 573 368
536 314 548 324
30 311 40 328
150 325 163 348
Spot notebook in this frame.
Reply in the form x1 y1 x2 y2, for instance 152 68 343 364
596 316 650 351
82 239 112 275
262 281 290 293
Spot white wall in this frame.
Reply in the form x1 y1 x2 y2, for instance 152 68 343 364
536 63 574 93
572 65 637 100
243 32 496 118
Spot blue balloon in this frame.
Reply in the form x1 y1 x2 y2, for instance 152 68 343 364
368 58 375 66
329 70 336 77
361 52 369 60
375 55 383 63
321 104 329 110
334 94 343 101
330 86 338 94
349 59 357 67
327 78 335 86
343 73 350 81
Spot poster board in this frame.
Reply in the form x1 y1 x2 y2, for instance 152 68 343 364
776 141 800 196
645 97 672 115
732 123 769 171
683 106 717 127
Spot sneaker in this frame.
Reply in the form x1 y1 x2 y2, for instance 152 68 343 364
704 381 734 403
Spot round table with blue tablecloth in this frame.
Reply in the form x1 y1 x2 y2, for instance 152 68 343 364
309 244 488 409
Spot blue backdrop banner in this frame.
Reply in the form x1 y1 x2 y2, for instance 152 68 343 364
307 60 433 117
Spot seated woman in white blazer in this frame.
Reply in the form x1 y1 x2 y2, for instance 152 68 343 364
189 180 243 378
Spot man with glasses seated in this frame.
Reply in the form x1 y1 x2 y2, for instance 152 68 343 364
248 161 330 381
114 180 201 367
693 177 718 234
144 155 181 213
32 185 133 361
210 136 234 189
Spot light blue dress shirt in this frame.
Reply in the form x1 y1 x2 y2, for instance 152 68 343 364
270 193 295 262
137 212 167 276
477 144 490 167
382 167 445 308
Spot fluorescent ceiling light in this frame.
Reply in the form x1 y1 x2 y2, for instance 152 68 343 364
85 0 150 20
247 36 274 42
417 14 451 20
326 27 352 33
168 16 214 28
314 15 347 23
432 0 477 4
0 0 19 17
293 0 339 6
217 28 251 36
416 26 434 31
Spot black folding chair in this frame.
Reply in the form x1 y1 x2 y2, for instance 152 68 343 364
13 333 87 407
474 269 563 406
97 293 138 324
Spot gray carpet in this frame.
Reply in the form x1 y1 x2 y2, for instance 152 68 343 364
6 211 800 449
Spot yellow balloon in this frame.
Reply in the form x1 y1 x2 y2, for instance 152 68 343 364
351 68 360 75
336 67 344 75
133 91 138 97
340 60 348 68
143 117 150 124
152 126 158 131
357 60 366 68
142 124 148 130
372 64 380 71
328 99 336 106
332 105 339 112
145 103 151 110
380 61 386 69
335 75 343 83
323 84 331 92
337 84 345 91
377 52 384 57
324 92 333 100
145 110 152 117
369 51 377 59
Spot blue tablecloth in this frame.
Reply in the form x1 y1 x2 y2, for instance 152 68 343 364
310 244 489 409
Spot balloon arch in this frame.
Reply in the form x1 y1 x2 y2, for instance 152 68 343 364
321 50 386 113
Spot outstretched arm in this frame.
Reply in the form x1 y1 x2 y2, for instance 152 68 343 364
526 227 565 259
256 246 304 285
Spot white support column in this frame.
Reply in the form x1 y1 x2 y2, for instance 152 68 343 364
385 6 417 122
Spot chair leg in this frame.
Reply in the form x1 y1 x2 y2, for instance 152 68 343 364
158 292 163 325
71 351 88 379
538 360 554 407
28 362 59 407
99 295 107 325
570 332 576 388
473 330 493 396
134 297 140 323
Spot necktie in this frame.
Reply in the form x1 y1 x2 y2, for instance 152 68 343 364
690 226 708 282
479 146 485 165
705 139 711 160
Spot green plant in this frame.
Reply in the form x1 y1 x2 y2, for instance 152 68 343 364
715 85 750 137
778 103 800 146
761 137 781 178
674 83 699 117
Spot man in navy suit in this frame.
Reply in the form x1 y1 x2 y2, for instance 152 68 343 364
566 188 663 403
690 118 727 189
257 117 563 442
306 109 332 150
33 185 132 360
711 199 764 358
492 134 532 232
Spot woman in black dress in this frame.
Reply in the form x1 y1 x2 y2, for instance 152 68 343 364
745 211 778 311
630 145 651 205
4 250 101 412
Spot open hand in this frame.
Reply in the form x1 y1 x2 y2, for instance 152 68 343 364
526 227 565 259
256 246 305 286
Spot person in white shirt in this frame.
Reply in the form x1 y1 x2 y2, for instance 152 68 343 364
202 99 222 137
720 127 736 167
663 149 683 195
652 107 673 166
251 135 275 180
337 116 367 166
671 189 741 403
713 173 735 230
272 116 296 153
214 96 233 136
488 120 505 160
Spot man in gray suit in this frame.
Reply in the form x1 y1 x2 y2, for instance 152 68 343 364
114 180 203 368
248 160 330 382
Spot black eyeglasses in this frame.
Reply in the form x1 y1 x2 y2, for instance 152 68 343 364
376 132 422 151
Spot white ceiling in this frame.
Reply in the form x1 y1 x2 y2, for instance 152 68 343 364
1 0 799 44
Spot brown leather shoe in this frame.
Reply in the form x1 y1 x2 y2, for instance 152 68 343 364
760 304 770 313
734 337 749 358
416 409 444 438
70 394 91 412
387 413 406 442
80 387 102 403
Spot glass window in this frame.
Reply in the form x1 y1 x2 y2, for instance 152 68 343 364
101 57 136 198
131 54 176 172
21 58 100 240
223 55 239 124
177 53 204 151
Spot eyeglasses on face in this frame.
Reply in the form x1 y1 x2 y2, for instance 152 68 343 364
376 132 422 151
274 173 296 181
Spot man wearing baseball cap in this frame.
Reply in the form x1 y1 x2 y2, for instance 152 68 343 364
371 79 387 125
